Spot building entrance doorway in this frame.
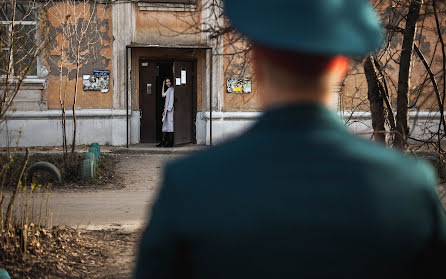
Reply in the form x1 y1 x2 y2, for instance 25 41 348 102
139 58 196 145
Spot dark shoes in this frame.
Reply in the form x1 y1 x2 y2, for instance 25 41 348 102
156 133 174 147
155 141 165 147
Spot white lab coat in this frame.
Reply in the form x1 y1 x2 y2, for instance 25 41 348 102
162 87 174 132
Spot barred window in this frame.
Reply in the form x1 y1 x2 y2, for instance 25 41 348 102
0 2 38 78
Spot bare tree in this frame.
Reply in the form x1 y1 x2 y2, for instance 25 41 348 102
0 0 50 233
364 55 386 143
394 0 423 149
46 0 106 158
431 0 446 150
0 0 50 123
345 0 446 156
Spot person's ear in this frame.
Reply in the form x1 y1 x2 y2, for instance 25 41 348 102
329 56 350 81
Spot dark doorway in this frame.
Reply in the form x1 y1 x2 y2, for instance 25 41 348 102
139 59 173 143
139 58 196 145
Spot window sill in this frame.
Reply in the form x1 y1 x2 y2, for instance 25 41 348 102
0 78 47 90
138 2 196 12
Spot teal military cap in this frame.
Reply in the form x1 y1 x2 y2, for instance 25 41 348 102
223 0 384 56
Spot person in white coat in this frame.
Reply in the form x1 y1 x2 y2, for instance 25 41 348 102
156 78 174 147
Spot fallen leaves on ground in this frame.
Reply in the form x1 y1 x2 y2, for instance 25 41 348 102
0 225 141 279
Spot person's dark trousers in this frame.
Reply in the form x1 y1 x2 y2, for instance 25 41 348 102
156 133 167 147
165 132 174 147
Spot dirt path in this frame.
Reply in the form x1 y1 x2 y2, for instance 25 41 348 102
44 154 183 229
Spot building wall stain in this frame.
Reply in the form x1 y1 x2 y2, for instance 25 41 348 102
42 2 113 109
134 5 202 45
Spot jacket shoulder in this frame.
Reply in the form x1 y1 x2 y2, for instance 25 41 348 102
164 136 248 182
345 135 437 188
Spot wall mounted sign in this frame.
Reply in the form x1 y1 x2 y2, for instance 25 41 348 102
227 77 252 93
181 70 187 84
176 78 181 86
83 70 110 93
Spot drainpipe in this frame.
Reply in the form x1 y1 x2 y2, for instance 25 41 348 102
209 48 213 146
125 46 129 148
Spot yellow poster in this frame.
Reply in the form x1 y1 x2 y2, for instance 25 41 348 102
226 77 252 93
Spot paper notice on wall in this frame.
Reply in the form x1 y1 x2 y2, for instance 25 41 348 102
181 70 186 84
226 77 252 93
83 70 110 93
176 78 181 86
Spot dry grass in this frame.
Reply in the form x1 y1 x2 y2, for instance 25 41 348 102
1 153 120 190
1 225 140 279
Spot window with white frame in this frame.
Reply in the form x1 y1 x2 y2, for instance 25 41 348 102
0 2 38 79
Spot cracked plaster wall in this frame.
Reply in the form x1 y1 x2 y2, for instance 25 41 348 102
42 2 113 109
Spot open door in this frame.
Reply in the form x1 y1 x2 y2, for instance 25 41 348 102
173 60 195 145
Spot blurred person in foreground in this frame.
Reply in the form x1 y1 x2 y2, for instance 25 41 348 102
135 0 446 278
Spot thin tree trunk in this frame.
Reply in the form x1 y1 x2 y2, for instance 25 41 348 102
4 149 29 229
432 0 446 150
71 49 80 154
364 56 386 143
414 44 446 135
62 108 68 159
58 40 68 165
395 0 423 149
372 57 396 132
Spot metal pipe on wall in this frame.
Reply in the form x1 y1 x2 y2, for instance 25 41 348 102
125 46 129 148
209 48 213 146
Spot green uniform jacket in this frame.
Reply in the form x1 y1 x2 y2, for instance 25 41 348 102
136 104 446 279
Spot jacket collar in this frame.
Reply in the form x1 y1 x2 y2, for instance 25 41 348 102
249 103 347 133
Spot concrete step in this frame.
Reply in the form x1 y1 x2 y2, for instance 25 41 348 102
112 144 208 155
